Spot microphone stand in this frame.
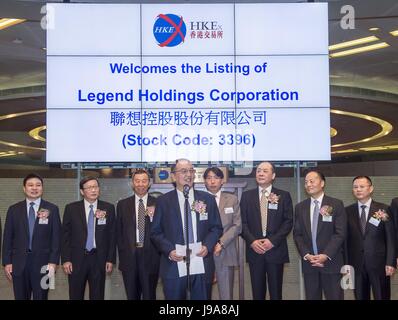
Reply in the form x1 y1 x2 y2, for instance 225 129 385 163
184 191 191 300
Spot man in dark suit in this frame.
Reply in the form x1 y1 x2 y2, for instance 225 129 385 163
116 168 160 300
241 161 293 300
2 173 61 300
61 176 116 300
204 167 241 300
151 159 223 300
345 176 395 300
293 169 347 300
390 196 398 269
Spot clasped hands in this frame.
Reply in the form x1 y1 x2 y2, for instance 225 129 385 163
305 254 328 267
251 239 274 255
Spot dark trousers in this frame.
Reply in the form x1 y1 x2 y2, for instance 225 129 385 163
304 272 343 300
122 247 158 300
163 274 208 300
354 264 390 300
68 251 105 300
248 261 284 300
13 254 49 300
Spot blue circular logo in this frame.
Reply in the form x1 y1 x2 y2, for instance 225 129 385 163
158 170 169 181
153 14 186 47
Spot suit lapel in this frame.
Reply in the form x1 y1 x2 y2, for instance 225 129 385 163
366 200 376 235
171 190 184 241
128 196 137 243
350 204 363 236
20 201 30 242
302 198 312 238
193 190 201 235
79 200 87 236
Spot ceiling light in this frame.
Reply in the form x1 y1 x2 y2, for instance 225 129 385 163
0 18 26 31
330 42 390 58
390 30 398 36
329 36 379 51
369 27 380 32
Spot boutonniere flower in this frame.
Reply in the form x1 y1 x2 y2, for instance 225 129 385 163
95 209 107 219
37 208 50 219
191 200 207 214
268 193 280 204
145 206 155 217
372 209 389 221
320 205 333 216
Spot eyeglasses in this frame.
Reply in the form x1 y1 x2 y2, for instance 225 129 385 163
173 169 196 175
83 186 99 191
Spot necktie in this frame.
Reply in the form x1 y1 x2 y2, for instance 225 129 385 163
28 202 35 250
85 204 95 251
184 198 194 244
260 189 268 237
360 205 367 234
312 200 320 255
138 199 146 243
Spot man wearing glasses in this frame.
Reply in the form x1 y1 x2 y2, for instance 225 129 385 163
151 159 223 299
61 176 116 300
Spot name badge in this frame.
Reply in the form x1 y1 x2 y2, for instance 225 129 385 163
97 218 107 225
199 212 208 221
369 217 380 227
224 207 233 214
39 218 48 225
268 203 278 210
322 215 332 222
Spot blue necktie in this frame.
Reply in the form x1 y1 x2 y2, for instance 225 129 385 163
28 202 36 250
85 204 95 251
184 198 194 244
312 200 320 255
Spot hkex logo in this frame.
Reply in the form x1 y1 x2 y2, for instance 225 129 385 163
153 14 186 47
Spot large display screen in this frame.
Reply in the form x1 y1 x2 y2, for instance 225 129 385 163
46 3 330 162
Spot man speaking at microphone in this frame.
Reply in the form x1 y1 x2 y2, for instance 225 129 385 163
151 159 222 300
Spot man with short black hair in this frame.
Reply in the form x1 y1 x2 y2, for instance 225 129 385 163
346 176 395 300
204 167 241 300
2 173 61 300
116 169 160 299
61 176 116 300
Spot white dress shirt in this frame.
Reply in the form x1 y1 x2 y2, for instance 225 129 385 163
310 193 325 231
26 198 41 219
84 199 97 248
357 198 372 220
177 188 198 243
135 193 148 243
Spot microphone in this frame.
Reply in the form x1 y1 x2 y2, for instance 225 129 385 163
183 184 190 199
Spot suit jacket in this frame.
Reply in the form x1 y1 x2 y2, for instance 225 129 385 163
241 186 293 264
150 189 223 282
61 200 116 273
345 201 395 272
214 192 242 267
116 194 160 274
293 195 347 274
389 197 398 259
2 199 61 276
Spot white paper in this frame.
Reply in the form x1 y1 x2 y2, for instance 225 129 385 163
176 242 205 277
224 207 233 214
268 203 278 210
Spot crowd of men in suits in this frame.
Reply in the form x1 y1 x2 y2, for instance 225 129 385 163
1 159 398 300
